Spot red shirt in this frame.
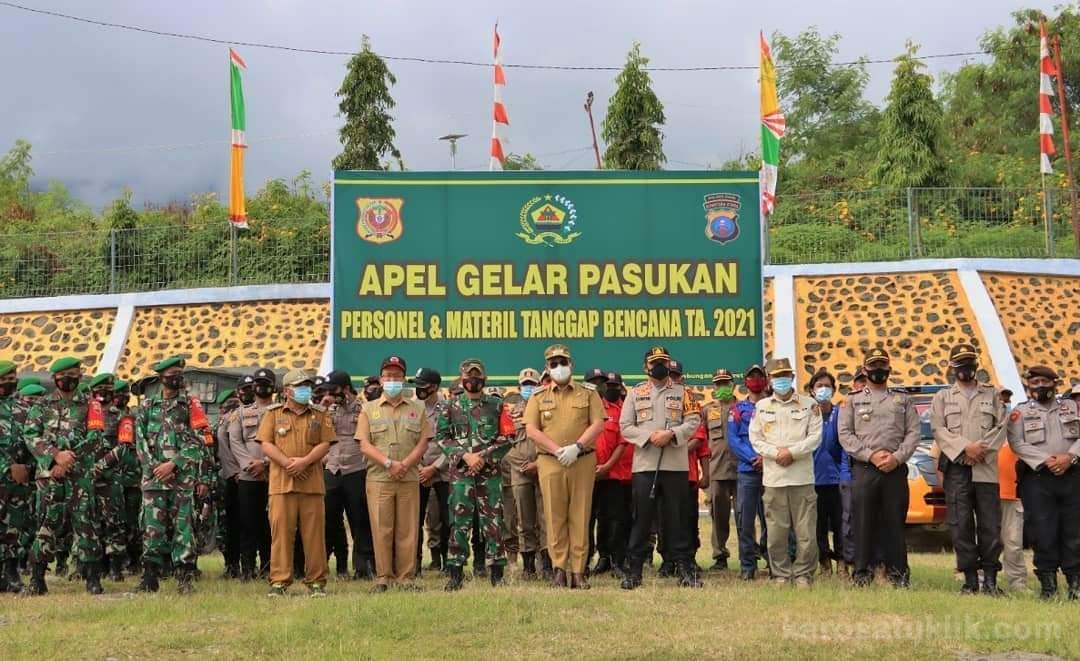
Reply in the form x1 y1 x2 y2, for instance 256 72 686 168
597 400 632 482
687 430 712 483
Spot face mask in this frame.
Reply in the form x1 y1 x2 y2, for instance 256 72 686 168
463 377 485 394
771 377 794 396
603 387 622 403
745 376 767 394
383 381 403 398
55 375 80 393
1004 403 1013 415
1032 386 1056 403
163 374 185 391
813 386 834 403
365 388 382 401
714 385 734 401
239 390 256 405
415 386 432 401
291 386 312 405
648 362 670 381
954 364 977 382
520 385 536 400
0 382 15 399
549 365 572 384
93 390 112 404
254 384 274 399
867 368 890 385
113 392 129 408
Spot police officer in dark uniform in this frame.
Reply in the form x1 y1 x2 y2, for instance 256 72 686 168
838 348 920 587
1007 365 1080 600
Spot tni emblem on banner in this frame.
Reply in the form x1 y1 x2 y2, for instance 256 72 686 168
517 194 581 247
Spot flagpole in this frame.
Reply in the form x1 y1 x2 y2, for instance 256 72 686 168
229 223 238 285
1052 34 1080 253
1043 172 1055 256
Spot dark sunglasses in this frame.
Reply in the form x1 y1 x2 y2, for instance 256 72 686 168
547 358 569 368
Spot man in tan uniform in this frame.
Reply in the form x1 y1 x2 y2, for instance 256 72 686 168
503 368 548 580
619 346 703 590
749 358 823 588
524 344 605 589
355 355 433 592
696 368 738 571
256 370 335 597
930 343 1006 595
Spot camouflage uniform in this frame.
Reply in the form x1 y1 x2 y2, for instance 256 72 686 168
1 392 34 586
438 393 511 569
94 404 135 571
113 404 144 567
134 393 207 571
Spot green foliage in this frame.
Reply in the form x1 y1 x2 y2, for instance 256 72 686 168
332 36 402 171
871 42 949 188
601 42 666 170
503 153 542 170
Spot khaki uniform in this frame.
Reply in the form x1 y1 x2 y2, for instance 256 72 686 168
1006 399 1080 469
748 394 823 580
255 403 335 586
227 400 272 576
507 399 545 553
229 402 270 481
355 395 432 586
930 384 1006 483
702 400 737 562
523 382 604 573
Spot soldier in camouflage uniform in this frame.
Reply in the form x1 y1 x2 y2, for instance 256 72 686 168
24 356 107 595
133 356 212 594
109 378 143 572
500 368 549 580
438 358 511 590
88 372 134 582
15 381 44 576
0 360 34 593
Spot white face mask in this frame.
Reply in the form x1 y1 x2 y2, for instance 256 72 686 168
550 365 572 384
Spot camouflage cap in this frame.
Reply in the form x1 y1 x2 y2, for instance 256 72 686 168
88 373 115 389
518 368 541 385
0 361 15 378
863 347 890 367
459 358 486 375
949 343 978 366
19 384 46 397
283 369 315 387
712 368 734 383
544 344 571 361
50 356 82 374
153 356 185 373
216 388 236 405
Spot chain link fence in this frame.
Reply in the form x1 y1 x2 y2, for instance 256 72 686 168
2 188 1078 299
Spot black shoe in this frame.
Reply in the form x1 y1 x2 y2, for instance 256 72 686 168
981 571 1004 596
521 552 537 579
620 574 642 590
224 564 241 580
490 564 505 587
370 583 389 594
1038 572 1058 600
1066 575 1080 601
109 555 125 583
135 563 160 593
428 555 443 571
68 561 83 582
354 558 374 581
710 559 729 572
739 569 756 581
27 563 47 596
852 571 873 588
85 563 105 595
3 559 23 594
177 564 196 594
961 570 979 595
445 565 465 592
592 556 613 575
473 564 487 579
678 564 704 588
657 560 674 578
541 552 554 581
54 558 68 578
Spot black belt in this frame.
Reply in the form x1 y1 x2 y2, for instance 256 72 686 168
539 449 595 457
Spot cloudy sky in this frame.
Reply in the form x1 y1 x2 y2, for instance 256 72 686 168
0 0 1058 209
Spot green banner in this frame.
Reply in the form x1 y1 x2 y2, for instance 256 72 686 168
332 170 763 384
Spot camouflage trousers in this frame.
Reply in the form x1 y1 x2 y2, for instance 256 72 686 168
94 481 128 557
0 484 34 562
122 486 143 564
142 488 197 567
29 474 101 565
447 473 505 568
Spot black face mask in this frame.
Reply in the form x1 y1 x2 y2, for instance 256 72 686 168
221 401 240 415
162 374 185 391
648 362 670 381
954 363 977 383
1033 386 1057 403
254 384 274 399
54 375 80 393
415 385 434 401
364 388 382 402
867 368 890 385
0 382 15 399
463 377 485 394
93 390 112 404
113 392 129 408
603 387 621 403
238 390 256 405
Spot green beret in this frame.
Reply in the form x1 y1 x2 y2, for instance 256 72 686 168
16 377 38 391
89 373 115 389
114 379 129 391
0 361 15 378
153 356 186 373
50 356 82 374
19 384 46 397
216 388 236 405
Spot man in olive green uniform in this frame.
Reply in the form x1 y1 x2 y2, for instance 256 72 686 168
699 368 738 571
0 360 33 593
930 343 1007 594
86 372 135 582
356 356 433 592
505 368 549 580
525 345 605 589
108 378 142 573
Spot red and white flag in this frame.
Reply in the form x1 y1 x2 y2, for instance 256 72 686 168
1040 20 1057 175
489 23 509 170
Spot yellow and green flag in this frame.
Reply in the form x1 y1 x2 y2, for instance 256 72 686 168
759 31 785 217
229 48 248 228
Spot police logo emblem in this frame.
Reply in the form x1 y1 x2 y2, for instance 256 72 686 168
355 198 404 244
517 194 581 247
703 193 741 245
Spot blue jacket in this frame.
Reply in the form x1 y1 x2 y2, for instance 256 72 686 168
727 399 761 474
812 406 850 485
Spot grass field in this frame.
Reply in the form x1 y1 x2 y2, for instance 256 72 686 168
0 522 1074 661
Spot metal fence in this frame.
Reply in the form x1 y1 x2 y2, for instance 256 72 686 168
1 188 1078 299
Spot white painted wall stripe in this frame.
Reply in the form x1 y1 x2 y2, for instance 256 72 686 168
772 273 796 365
957 270 1025 397
0 283 330 314
98 305 133 374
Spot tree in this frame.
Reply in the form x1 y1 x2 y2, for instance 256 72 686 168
0 139 34 219
332 36 401 171
871 41 948 188
502 153 542 170
103 190 140 273
601 42 666 170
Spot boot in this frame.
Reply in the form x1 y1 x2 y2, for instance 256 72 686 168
819 558 833 577
981 570 1003 596
620 563 643 590
109 555 125 582
1037 572 1058 600
551 568 568 588
135 562 160 593
1066 574 1080 601
27 563 47 596
473 545 487 578
540 550 553 581
85 562 105 595
571 572 591 590
67 561 83 582
678 563 704 588
490 563 505 587
54 555 68 578
521 552 537 580
4 559 24 594
657 559 675 578
177 564 195 595
354 557 374 581
592 556 613 575
961 570 979 595
427 552 443 571
444 565 464 592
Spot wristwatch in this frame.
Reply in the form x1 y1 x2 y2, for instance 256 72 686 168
575 441 586 453
383 458 393 470
1070 454 1079 466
